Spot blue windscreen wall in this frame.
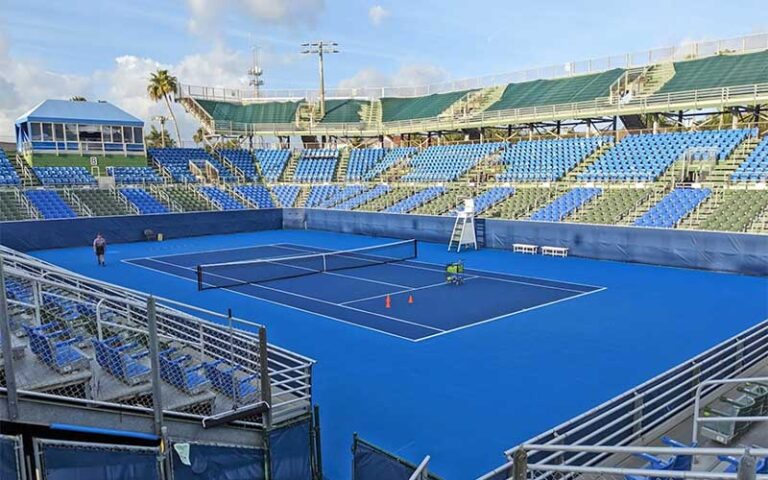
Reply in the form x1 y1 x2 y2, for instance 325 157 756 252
0 207 764 275
269 420 312 480
0 435 22 480
39 442 160 480
283 209 768 276
171 443 266 480
352 435 441 480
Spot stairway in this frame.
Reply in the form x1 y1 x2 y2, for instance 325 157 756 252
212 150 247 183
458 149 506 183
620 183 672 225
335 149 350 181
360 100 382 126
13 153 39 187
295 186 311 208
706 136 761 184
564 142 614 182
280 151 301 182
441 86 506 119
635 63 676 98
676 188 724 229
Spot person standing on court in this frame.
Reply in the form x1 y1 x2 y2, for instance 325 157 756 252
93 233 107 266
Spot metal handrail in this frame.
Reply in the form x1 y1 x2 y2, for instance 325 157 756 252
692 376 768 443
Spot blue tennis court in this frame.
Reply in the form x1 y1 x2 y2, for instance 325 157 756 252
124 241 604 341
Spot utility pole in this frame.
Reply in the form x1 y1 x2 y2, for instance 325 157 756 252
248 45 264 98
301 41 339 119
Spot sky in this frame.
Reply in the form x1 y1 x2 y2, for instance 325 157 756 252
0 0 766 143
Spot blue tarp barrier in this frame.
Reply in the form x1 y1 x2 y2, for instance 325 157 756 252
269 419 312 480
39 442 160 480
171 443 265 480
352 435 441 480
0 209 283 252
0 435 22 480
284 209 768 276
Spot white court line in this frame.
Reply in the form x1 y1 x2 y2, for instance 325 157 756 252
145 257 445 334
276 243 592 293
121 258 423 342
122 243 297 263
413 287 608 343
339 276 480 305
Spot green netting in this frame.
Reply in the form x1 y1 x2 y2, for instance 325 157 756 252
381 90 474 122
487 68 625 112
321 99 365 123
197 99 302 124
30 154 148 168
657 50 768 94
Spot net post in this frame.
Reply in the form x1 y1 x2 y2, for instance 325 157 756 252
196 265 203 290
413 239 418 258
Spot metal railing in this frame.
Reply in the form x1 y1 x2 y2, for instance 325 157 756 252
179 32 768 101
0 246 315 430
692 376 768 444
479 318 768 479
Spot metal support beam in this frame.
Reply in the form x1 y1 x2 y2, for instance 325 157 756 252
147 296 164 435
0 257 19 421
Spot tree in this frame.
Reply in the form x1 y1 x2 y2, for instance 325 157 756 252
147 69 182 145
70 96 87 102
145 125 176 148
193 127 206 145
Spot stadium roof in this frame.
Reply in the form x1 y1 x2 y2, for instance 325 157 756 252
15 99 144 127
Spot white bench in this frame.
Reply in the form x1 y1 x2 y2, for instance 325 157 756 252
541 246 569 257
513 243 539 254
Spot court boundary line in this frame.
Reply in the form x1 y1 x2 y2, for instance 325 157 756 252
121 243 298 263
123 244 608 342
276 243 598 294
142 257 446 334
121 258 425 343
339 276 480 305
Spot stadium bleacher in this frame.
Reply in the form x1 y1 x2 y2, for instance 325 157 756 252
149 148 236 183
319 185 367 208
497 137 608 182
363 147 418 181
254 149 291 182
333 184 390 210
196 99 302 124
347 148 385 181
634 187 711 228
294 149 338 183
530 187 602 222
108 166 164 184
580 129 753 182
24 190 77 219
732 136 768 182
657 50 768 94
0 149 21 185
33 166 96 186
219 149 257 180
272 184 301 207
381 90 474 122
235 185 275 208
698 190 768 232
401 143 503 182
305 185 341 208
384 186 446 213
119 188 169 214
199 186 245 210
470 186 516 215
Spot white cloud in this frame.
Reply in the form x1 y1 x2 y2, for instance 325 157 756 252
185 0 325 36
338 64 449 90
368 5 389 26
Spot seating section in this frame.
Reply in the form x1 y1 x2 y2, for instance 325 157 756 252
497 137 608 182
219 149 257 180
254 149 291 182
698 190 768 232
385 186 446 213
364 147 418 180
108 166 164 184
0 191 31 221
0 149 21 185
634 188 711 228
657 50 768 94
196 99 302 124
75 189 133 216
573 188 650 224
530 187 601 222
732 136 768 182
487 69 624 112
305 185 341 208
120 188 169 214
199 186 245 210
347 149 385 181
272 185 300 207
333 184 390 210
318 185 367 208
24 190 77 219
150 148 236 183
401 143 503 182
33 167 96 186
235 185 275 208
165 186 212 212
92 336 151 385
581 129 753 182
293 149 338 182
472 187 516 214
483 188 555 219
381 90 473 122
23 323 88 374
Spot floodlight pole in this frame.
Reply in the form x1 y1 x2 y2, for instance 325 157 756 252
301 41 339 120
152 116 168 148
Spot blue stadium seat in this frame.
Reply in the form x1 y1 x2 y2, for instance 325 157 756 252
119 188 169 214
318 185 367 208
305 185 342 208
199 186 245 210
293 149 338 182
333 184 390 210
272 185 300 207
0 149 21 186
24 190 78 219
450 187 515 216
159 348 210 395
23 323 88 374
92 336 151 386
362 147 418 181
497 137 609 182
385 186 446 213
33 166 96 186
148 148 237 183
732 135 768 182
401 143 504 182
202 359 259 403
634 188 711 228
108 166 163 184
235 185 275 208
254 149 291 182
530 187 601 222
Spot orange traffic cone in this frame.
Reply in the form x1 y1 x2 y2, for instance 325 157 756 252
408 294 414 304
385 294 391 309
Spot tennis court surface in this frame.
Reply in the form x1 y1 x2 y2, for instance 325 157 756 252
125 240 605 341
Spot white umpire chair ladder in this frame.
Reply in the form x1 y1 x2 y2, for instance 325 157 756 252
448 198 478 252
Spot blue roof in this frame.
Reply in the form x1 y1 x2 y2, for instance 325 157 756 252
15 99 144 127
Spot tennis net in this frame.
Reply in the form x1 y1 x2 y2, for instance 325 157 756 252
196 239 418 290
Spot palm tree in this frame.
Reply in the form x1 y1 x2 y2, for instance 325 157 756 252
147 69 182 145
146 126 176 148
192 127 206 146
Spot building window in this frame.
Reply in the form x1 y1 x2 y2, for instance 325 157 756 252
111 126 123 143
65 124 78 142
102 125 112 143
54 124 64 142
123 126 134 144
41 123 53 141
31 123 42 141
133 127 143 144
78 124 102 142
